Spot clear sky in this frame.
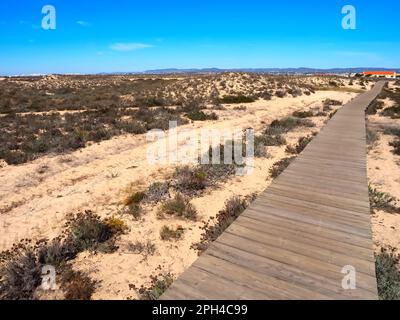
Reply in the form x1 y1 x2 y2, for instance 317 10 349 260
0 0 399 75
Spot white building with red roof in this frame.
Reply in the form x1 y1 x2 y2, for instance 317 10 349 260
362 71 397 78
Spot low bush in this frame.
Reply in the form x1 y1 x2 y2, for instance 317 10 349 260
126 203 143 219
123 191 146 219
37 238 76 267
218 95 256 104
292 110 314 118
65 211 127 253
376 247 400 300
145 182 170 203
0 236 101 300
288 88 303 97
200 162 237 184
328 80 339 87
275 90 286 98
192 197 248 253
265 134 287 146
368 185 399 214
366 100 385 115
269 156 296 178
0 106 189 165
366 128 379 148
0 249 41 300
286 136 313 154
124 191 146 206
259 91 272 100
160 225 184 241
267 117 315 135
382 105 400 119
329 110 338 119
174 166 208 194
127 241 156 257
186 110 218 121
61 266 97 300
159 193 197 220
389 139 400 155
138 273 174 300
104 216 129 235
323 98 342 107
0 210 125 300
253 136 270 158
383 127 400 137
315 111 328 117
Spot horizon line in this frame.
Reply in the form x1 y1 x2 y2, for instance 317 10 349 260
2 66 400 77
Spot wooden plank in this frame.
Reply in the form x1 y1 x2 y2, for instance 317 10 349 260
234 216 375 261
240 211 373 250
253 194 372 231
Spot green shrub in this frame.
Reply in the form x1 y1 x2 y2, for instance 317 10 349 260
174 166 208 193
218 95 256 104
198 142 239 182
366 128 379 148
376 247 400 300
123 191 145 219
329 110 338 119
292 110 314 118
145 182 170 203
37 238 77 267
389 139 400 155
286 136 313 154
160 225 184 241
275 90 286 98
160 193 197 220
61 266 97 300
126 202 143 219
257 133 287 147
269 156 296 178
323 98 342 107
66 211 117 252
0 211 125 300
267 117 315 134
104 216 129 235
368 185 399 213
381 106 400 119
0 249 41 300
138 273 174 300
192 197 248 253
233 105 247 111
124 191 146 206
366 100 385 115
127 241 156 257
383 127 400 137
253 136 269 158
186 110 218 121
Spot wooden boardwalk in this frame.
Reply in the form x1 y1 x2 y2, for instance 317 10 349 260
162 82 386 300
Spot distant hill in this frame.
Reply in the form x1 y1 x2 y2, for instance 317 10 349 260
140 67 400 75
7 67 400 77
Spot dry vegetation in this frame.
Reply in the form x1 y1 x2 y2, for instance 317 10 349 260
366 81 400 299
0 73 361 165
0 72 373 299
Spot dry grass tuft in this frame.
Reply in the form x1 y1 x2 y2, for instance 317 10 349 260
160 225 184 241
159 193 198 221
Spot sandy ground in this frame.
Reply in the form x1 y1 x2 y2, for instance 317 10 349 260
368 83 400 252
0 90 358 299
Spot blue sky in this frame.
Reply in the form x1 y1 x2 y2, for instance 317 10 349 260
0 0 399 75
